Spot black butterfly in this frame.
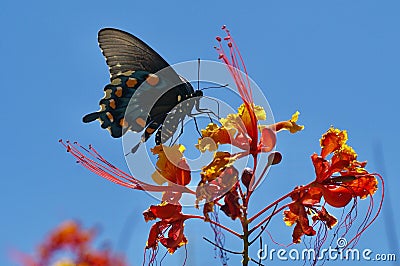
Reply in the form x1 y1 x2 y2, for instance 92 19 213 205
83 28 203 153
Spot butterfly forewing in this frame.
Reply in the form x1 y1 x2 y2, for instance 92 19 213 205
98 28 174 80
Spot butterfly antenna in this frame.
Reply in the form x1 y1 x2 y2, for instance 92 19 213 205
201 83 229 91
197 58 200 91
197 57 230 91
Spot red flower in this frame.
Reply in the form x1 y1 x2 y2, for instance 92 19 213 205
311 128 378 208
195 152 239 213
283 187 320 243
283 127 382 244
220 183 242 220
143 202 192 254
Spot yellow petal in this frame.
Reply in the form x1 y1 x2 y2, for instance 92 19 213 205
291 111 300 122
196 123 235 152
289 111 304 133
196 137 218 152
201 152 237 181
220 113 241 131
254 105 266 121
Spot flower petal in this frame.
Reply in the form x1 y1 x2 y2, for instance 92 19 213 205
196 123 233 152
144 203 183 221
320 127 348 158
273 111 304 134
312 207 338 229
151 145 190 185
201 152 237 182
160 221 188 254
321 185 353 208
221 185 242 220
260 127 276 152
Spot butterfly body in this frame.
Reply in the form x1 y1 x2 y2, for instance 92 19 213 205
83 28 202 150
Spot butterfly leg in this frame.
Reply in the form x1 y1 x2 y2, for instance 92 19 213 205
191 98 221 120
193 116 202 136
171 119 185 146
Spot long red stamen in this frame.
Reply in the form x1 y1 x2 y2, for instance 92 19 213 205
59 140 195 194
216 25 259 150
342 173 384 248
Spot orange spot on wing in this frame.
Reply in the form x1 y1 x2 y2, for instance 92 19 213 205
115 87 123 97
135 117 146 128
146 74 159 86
126 78 138 87
109 99 116 109
146 127 156 134
119 118 128 127
106 112 114 122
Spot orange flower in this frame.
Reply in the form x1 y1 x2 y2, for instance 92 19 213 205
283 187 339 243
197 104 267 152
151 144 191 186
220 183 242 220
143 202 191 254
197 109 303 157
283 188 320 243
196 152 239 205
283 127 380 244
311 127 378 208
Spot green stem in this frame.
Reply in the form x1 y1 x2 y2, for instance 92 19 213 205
242 215 250 266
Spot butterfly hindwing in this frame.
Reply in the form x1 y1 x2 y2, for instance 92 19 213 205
83 70 150 137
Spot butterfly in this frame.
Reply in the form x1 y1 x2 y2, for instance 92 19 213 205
82 28 203 153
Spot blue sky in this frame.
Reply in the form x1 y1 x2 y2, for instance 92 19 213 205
1 0 399 265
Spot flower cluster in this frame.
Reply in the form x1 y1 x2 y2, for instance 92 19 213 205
15 221 126 266
58 26 384 266
283 127 382 245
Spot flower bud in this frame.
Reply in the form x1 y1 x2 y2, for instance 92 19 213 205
241 167 253 189
268 151 282 165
